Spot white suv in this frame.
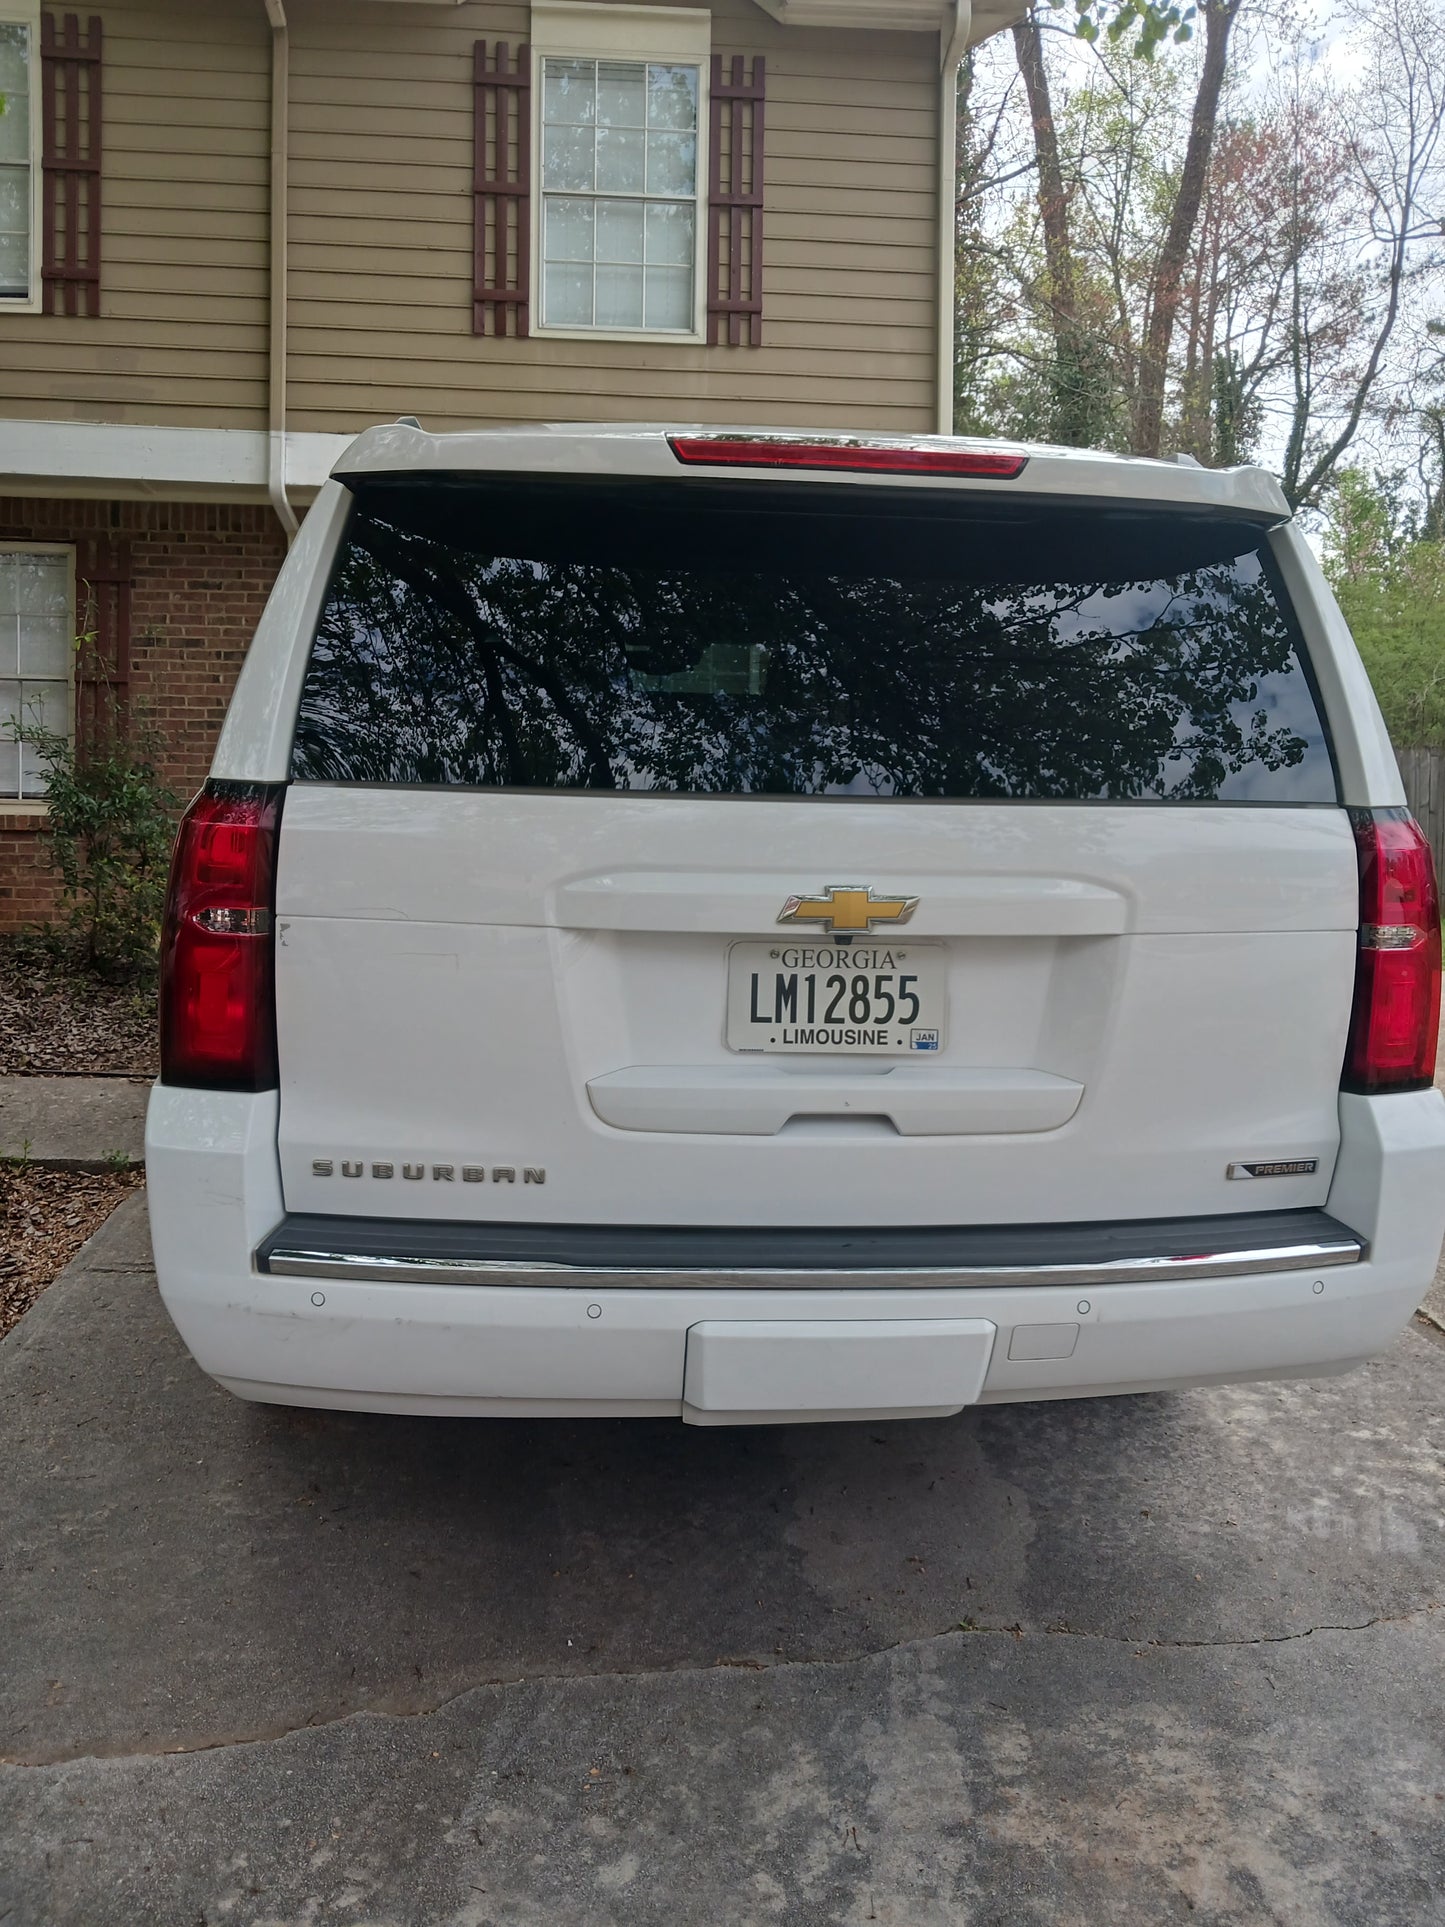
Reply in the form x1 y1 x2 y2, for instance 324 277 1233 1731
145 424 1445 1424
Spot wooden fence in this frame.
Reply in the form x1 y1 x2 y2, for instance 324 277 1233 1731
1397 747 1445 883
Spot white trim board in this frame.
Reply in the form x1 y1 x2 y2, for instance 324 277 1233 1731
0 420 357 503
530 2 710 61
751 0 1025 39
750 0 948 27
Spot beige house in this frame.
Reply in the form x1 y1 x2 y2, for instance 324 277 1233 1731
0 0 1022 918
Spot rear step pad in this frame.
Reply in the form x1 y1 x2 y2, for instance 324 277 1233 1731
257 1209 1364 1289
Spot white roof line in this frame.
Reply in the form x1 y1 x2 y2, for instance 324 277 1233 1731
0 419 355 502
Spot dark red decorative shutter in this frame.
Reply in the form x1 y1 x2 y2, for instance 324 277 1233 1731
707 55 764 347
74 536 131 757
40 13 102 318
474 41 530 338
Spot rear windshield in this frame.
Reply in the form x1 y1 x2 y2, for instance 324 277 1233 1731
292 477 1336 804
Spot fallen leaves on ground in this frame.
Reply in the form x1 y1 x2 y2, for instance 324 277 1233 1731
0 945 158 1077
0 1166 145 1339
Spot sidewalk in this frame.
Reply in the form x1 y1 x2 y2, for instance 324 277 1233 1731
0 1075 148 1170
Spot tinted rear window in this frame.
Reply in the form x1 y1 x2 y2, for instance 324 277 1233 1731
292 478 1336 804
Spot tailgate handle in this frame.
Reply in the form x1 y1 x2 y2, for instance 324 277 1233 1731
556 871 1126 935
586 1065 1083 1137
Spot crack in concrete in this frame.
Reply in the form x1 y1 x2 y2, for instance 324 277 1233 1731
5 1601 1439 1773
961 1601 1441 1650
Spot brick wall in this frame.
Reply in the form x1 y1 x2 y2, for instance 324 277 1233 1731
0 497 287 933
0 815 55 929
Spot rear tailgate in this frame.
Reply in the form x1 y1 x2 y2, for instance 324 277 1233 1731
271 465 1355 1230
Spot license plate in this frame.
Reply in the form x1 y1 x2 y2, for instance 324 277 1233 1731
726 940 947 1055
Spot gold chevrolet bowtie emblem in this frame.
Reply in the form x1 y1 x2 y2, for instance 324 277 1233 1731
777 884 919 935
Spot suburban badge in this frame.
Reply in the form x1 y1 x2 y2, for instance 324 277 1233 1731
311 1158 546 1184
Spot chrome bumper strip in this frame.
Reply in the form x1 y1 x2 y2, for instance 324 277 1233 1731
263 1235 1364 1292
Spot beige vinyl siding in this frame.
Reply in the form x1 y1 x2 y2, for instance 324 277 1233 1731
0 1 270 428
0 0 941 440
284 0 940 434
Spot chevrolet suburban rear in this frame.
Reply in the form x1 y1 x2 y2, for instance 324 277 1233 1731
143 425 1445 1423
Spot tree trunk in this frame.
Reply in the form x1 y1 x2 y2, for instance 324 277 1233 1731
1425 409 1445 543
1012 12 1077 332
1012 11 1107 446
1132 0 1242 457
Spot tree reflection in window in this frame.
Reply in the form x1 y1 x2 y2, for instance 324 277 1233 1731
293 499 1334 803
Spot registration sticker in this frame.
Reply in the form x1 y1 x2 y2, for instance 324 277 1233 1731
909 1029 940 1052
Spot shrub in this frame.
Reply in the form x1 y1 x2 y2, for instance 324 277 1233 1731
1336 545 1445 748
1325 469 1445 748
9 711 180 983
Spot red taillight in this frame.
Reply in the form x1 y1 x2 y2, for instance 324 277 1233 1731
1342 808 1441 1094
160 783 283 1090
667 434 1029 479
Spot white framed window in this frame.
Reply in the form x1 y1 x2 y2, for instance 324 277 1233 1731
531 3 709 341
0 1 41 312
0 546 74 800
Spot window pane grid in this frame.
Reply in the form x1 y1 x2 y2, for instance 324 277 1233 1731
540 57 697 334
0 21 32 301
0 552 73 800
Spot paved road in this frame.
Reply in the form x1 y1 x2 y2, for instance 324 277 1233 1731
2 1195 1442 1926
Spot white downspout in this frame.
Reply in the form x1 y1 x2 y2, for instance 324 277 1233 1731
265 0 298 541
935 0 971 435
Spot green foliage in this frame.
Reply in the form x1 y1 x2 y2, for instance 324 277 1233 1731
1051 324 1127 448
954 328 1125 451
956 3 1432 488
1062 0 1195 58
8 708 180 982
954 49 1186 451
1325 469 1445 748
1211 348 1262 467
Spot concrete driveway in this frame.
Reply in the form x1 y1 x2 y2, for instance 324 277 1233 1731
2 1195 1443 1927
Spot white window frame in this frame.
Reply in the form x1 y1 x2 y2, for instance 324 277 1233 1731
0 542 75 809
0 0 43 315
530 2 710 345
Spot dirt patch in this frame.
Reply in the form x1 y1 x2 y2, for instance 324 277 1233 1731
0 1166 145 1338
0 945 158 1078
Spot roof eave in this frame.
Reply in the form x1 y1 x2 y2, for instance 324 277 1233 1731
750 0 1027 40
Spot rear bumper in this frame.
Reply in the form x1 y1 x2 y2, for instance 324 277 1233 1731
144 1085 1445 1422
257 1205 1364 1289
